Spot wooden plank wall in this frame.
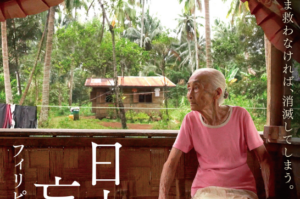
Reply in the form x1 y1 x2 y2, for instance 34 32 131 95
92 87 166 118
0 137 299 199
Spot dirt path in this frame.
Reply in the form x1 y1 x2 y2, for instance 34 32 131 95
81 116 153 129
100 121 153 129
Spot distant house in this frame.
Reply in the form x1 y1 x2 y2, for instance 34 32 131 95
84 76 176 119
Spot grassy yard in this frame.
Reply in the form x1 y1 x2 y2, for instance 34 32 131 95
42 108 266 131
42 97 267 130
42 116 110 129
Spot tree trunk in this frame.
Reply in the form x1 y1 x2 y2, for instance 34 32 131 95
69 46 75 106
187 39 193 72
58 82 62 109
12 19 22 96
35 76 39 104
140 0 145 48
15 71 21 95
99 8 105 44
69 8 78 107
162 58 169 121
19 12 48 105
68 65 74 106
204 0 212 68
111 27 127 128
40 7 55 126
99 0 127 129
264 34 268 67
193 0 199 70
1 20 13 104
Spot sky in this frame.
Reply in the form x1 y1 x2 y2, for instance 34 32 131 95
79 0 232 38
148 0 231 33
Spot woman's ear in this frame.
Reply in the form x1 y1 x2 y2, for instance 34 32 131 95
214 87 222 100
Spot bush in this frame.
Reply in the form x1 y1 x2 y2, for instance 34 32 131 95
152 120 181 130
224 94 266 131
107 104 115 118
136 112 150 122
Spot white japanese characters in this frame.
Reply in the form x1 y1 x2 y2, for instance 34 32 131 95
32 142 122 199
92 142 122 186
282 0 294 190
13 145 26 199
34 177 80 199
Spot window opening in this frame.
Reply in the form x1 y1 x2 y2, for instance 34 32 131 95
106 92 113 103
139 93 152 103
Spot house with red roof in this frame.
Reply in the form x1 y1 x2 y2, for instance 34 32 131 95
85 76 176 119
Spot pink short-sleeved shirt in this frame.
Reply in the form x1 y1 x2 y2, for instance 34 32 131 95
173 106 264 197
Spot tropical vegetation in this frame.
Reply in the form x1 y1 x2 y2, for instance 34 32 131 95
1 0 299 136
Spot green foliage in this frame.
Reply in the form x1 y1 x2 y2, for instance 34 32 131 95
107 104 115 119
42 117 110 129
292 62 300 136
224 94 266 131
152 120 180 130
48 103 94 118
167 85 188 107
125 110 134 122
0 74 5 103
0 91 5 104
123 9 163 50
136 112 150 122
5 14 47 104
212 18 265 79
0 2 276 134
171 10 205 71
229 75 267 106
125 111 150 123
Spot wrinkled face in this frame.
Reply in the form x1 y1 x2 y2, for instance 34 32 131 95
187 73 214 111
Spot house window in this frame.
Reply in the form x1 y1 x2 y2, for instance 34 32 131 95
106 93 113 103
139 94 152 103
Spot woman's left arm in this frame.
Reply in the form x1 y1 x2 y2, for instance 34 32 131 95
253 145 275 199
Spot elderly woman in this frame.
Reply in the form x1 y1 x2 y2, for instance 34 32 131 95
158 68 275 199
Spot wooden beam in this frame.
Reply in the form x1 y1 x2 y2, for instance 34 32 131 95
0 137 176 147
264 41 287 142
0 129 178 137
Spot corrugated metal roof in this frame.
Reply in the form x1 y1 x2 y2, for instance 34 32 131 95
85 76 176 87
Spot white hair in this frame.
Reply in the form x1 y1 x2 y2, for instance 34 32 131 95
192 68 227 105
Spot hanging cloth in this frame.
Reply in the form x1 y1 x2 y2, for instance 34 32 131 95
14 105 22 128
10 104 16 129
14 105 37 128
3 104 12 128
0 103 6 128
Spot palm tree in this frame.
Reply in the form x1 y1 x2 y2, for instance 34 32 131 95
140 0 145 48
171 35 205 73
204 0 212 68
123 10 162 50
223 0 249 22
174 13 203 72
1 20 13 104
39 6 55 126
112 0 137 28
179 0 202 69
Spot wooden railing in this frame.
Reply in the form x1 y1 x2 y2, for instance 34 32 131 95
0 129 299 199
